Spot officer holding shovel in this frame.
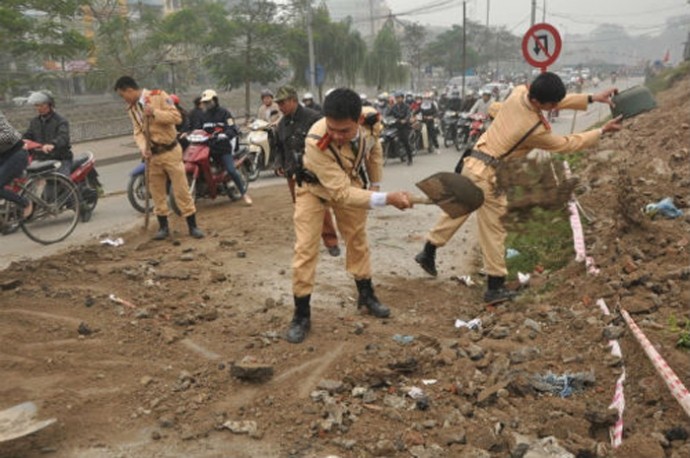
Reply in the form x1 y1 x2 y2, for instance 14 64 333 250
414 72 623 304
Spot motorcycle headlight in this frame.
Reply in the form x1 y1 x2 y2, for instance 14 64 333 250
188 134 207 143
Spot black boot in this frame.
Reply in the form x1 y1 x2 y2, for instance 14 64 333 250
484 275 517 304
414 241 438 277
286 295 311 343
153 215 170 240
355 279 390 318
186 213 205 239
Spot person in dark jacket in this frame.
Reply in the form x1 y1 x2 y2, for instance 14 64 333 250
23 91 73 176
389 91 414 165
274 85 340 257
0 109 32 218
198 89 252 205
186 96 203 133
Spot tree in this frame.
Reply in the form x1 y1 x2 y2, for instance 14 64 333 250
424 25 480 78
363 22 406 90
203 0 285 118
401 22 427 90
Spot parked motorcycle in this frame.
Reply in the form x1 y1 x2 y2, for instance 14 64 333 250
169 128 251 215
23 139 99 222
245 118 274 181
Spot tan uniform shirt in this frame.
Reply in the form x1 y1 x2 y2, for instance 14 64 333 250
128 89 181 154
257 102 281 124
361 106 384 186
303 118 382 209
469 85 600 176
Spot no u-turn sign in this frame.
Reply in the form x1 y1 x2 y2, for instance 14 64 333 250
522 22 562 71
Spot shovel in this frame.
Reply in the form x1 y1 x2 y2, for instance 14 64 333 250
411 172 484 218
0 402 56 443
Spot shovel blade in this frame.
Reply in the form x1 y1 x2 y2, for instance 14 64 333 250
415 172 484 218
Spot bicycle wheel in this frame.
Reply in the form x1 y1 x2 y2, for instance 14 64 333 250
21 173 80 244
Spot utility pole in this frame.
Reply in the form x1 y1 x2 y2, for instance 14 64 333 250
531 0 536 26
542 0 546 22
369 0 375 40
461 0 466 99
306 0 316 96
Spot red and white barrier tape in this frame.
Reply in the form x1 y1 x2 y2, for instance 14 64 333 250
562 161 599 275
597 299 626 447
621 309 690 418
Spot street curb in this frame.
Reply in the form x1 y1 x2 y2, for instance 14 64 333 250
98 152 140 167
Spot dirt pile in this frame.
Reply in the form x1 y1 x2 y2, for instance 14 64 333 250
0 76 689 458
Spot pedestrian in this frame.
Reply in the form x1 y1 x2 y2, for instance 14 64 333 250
114 76 204 240
414 72 623 304
389 91 414 165
273 85 341 257
285 88 413 343
23 91 73 177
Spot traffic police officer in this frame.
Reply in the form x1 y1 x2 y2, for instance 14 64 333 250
414 72 623 303
286 88 412 343
114 76 204 240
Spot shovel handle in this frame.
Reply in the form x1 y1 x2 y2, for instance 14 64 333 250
409 195 434 205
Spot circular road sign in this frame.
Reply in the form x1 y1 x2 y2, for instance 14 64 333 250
521 23 562 70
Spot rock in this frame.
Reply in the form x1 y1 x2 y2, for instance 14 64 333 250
477 380 510 404
0 279 22 290
410 444 444 458
351 386 367 397
615 433 665 458
332 437 357 451
317 379 345 394
441 427 467 446
603 325 625 340
422 420 437 429
219 239 238 247
523 318 541 333
509 347 540 364
466 343 485 361
159 416 175 428
621 297 656 315
404 429 426 447
230 358 273 382
489 326 510 339
383 394 407 410
77 322 93 336
211 272 227 283
372 439 396 456
362 390 377 404
584 406 618 427
180 253 195 262
140 376 154 386
650 432 669 448
671 444 690 458
664 426 689 442
591 150 614 163
151 430 161 440
517 435 575 458
223 420 258 436
458 446 492 458
236 251 247 258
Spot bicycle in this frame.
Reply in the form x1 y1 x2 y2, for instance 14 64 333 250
0 160 80 244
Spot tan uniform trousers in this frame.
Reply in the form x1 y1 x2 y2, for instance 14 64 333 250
148 145 197 218
293 187 370 297
426 165 508 277
288 177 339 249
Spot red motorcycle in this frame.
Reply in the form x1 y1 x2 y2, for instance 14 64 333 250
22 139 101 222
467 113 489 148
169 128 251 215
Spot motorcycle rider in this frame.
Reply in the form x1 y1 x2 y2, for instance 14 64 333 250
446 90 463 112
0 110 32 219
418 92 439 152
469 91 493 116
274 85 341 257
389 91 414 166
375 92 389 115
257 89 281 124
198 89 253 206
302 92 322 113
23 91 73 177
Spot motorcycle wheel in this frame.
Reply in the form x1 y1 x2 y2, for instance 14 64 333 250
246 152 261 182
127 173 148 214
79 173 100 222
456 131 469 152
382 142 391 166
170 173 196 216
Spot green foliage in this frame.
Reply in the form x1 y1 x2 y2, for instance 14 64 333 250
424 25 480 77
645 61 690 94
363 22 407 90
668 314 690 350
504 207 573 279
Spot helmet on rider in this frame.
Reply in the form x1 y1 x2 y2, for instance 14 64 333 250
394 91 404 99
377 92 388 101
450 90 460 99
302 92 314 101
260 89 274 99
27 90 55 107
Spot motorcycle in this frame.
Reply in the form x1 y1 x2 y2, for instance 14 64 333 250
169 128 251 215
245 118 274 182
455 113 472 152
380 116 416 165
23 139 100 222
466 113 489 149
409 113 425 153
442 110 461 148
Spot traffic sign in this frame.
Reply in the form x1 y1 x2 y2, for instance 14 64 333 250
521 23 562 71
304 64 325 86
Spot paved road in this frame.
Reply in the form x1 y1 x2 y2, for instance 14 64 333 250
0 77 640 270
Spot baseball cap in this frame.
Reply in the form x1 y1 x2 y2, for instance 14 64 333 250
275 85 298 102
200 89 217 102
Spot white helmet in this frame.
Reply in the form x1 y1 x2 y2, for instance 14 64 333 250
359 93 368 101
302 92 314 101
27 90 54 106
200 89 217 102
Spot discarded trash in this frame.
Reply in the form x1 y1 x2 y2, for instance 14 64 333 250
393 334 415 345
506 248 521 259
452 275 475 286
517 272 531 285
406 387 431 411
407 387 426 400
100 237 124 247
422 379 438 385
454 318 482 330
108 294 137 309
0 402 56 443
531 371 596 397
643 197 683 219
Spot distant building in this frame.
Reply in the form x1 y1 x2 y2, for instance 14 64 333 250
323 0 391 41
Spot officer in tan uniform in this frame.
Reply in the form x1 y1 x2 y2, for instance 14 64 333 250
114 76 204 240
286 88 412 343
414 72 623 303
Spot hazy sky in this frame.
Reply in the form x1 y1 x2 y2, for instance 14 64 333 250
385 0 689 37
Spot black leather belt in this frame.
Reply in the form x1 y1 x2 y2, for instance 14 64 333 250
151 140 178 154
469 150 500 167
